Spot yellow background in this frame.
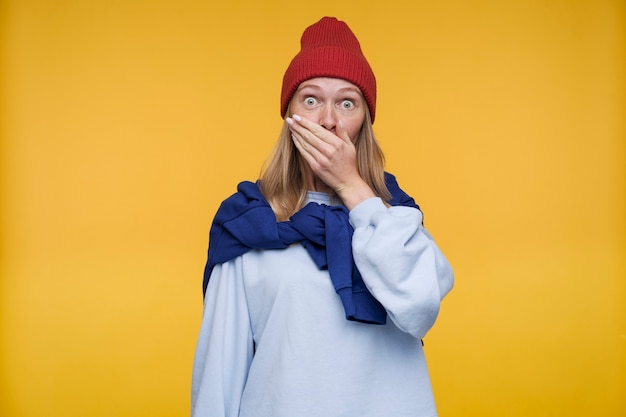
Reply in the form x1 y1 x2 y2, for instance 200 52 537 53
1 0 624 416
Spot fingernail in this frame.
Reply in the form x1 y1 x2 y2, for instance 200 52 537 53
292 114 302 122
285 117 294 125
339 120 344 129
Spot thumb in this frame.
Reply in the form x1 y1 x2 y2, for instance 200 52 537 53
337 120 352 144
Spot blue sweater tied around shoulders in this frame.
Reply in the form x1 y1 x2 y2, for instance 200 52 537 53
203 173 420 325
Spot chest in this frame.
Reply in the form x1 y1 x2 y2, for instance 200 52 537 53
240 245 346 339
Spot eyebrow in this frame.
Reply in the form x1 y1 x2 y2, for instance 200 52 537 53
295 84 322 93
296 84 362 95
337 87 362 95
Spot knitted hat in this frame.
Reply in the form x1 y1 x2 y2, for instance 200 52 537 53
280 17 377 122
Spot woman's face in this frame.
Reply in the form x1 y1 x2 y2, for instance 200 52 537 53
289 77 366 143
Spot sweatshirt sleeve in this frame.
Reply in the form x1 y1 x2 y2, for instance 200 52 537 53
191 257 254 417
350 197 454 340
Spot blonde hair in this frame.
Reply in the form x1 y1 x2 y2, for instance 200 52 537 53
259 108 390 221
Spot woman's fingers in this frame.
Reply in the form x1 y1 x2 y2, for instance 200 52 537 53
291 131 318 160
287 115 343 147
287 116 344 164
285 115 375 209
286 115 361 193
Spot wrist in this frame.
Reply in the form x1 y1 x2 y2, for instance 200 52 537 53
336 180 376 211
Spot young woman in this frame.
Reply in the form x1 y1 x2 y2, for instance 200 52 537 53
192 16 454 417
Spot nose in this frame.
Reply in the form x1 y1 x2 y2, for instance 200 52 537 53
318 104 338 132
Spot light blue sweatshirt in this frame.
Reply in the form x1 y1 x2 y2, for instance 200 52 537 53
191 193 454 417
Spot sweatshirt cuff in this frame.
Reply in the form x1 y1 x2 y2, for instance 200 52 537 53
349 197 387 229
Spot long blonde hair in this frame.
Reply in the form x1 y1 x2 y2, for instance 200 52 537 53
259 108 390 221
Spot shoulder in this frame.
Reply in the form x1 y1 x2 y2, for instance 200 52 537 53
384 172 420 210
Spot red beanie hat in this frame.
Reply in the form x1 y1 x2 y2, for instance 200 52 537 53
280 17 377 122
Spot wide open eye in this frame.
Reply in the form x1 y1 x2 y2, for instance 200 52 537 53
304 97 318 106
341 100 354 109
